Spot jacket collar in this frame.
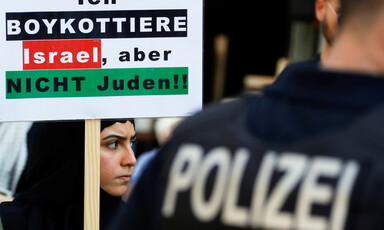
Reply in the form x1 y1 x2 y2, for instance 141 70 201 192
266 65 384 110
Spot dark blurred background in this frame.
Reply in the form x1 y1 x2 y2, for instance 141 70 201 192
137 0 320 154
202 0 317 103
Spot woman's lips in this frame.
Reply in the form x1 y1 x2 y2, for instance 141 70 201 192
117 175 131 182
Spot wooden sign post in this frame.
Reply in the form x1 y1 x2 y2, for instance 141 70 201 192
84 120 101 230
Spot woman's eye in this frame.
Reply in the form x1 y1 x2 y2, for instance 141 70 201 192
130 140 136 148
107 141 117 149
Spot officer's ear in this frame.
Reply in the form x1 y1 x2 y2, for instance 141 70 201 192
315 0 327 22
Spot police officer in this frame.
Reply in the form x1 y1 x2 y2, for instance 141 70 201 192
110 0 384 229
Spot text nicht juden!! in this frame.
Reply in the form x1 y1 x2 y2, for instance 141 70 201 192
6 68 188 99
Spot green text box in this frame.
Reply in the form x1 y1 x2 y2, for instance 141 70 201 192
6 67 188 99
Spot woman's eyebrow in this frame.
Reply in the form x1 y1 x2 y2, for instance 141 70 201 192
131 133 137 140
102 134 127 141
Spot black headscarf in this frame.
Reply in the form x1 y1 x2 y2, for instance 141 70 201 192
0 119 134 230
101 119 135 132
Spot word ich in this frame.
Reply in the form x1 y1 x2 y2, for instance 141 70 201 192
79 0 116 5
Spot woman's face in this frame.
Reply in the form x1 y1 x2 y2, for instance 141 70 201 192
100 121 136 197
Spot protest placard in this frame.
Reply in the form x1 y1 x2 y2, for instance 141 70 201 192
0 0 203 121
0 1 202 229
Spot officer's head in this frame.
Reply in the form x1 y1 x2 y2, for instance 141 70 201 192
339 0 384 31
315 0 341 46
322 0 384 75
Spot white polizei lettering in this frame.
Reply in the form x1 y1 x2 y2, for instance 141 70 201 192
296 157 341 230
49 52 58 63
156 17 171 32
174 16 187 32
249 151 277 227
162 144 203 217
7 20 21 35
34 52 45 64
221 149 250 227
24 49 30 64
329 161 359 230
191 147 231 222
42 19 57 34
263 153 308 230
162 146 359 230
140 17 152 32
25 19 40 35
112 18 126 33
130 18 135 32
78 18 94 33
60 19 76 34
61 52 73 63
96 18 110 33
93 47 98 63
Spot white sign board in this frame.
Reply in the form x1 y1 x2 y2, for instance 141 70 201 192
0 0 203 121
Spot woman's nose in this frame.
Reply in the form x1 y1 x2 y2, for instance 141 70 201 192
121 144 136 167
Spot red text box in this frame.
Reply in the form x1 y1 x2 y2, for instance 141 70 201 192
23 40 101 70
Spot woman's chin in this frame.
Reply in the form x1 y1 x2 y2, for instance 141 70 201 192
103 186 128 197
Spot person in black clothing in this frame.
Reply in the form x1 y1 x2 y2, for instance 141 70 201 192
109 0 384 229
0 119 136 230
99 119 137 228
